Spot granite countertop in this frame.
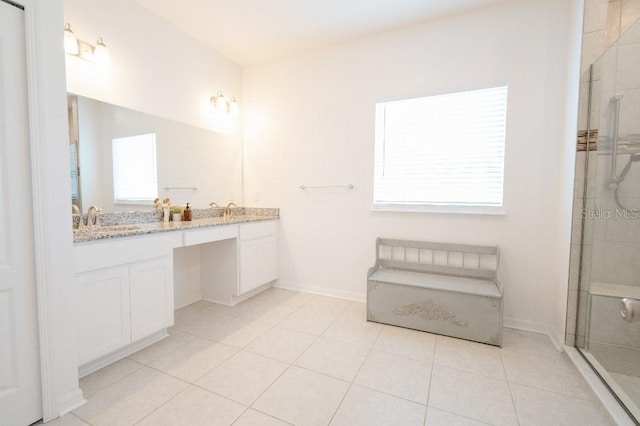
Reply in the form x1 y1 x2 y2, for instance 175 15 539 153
73 208 279 244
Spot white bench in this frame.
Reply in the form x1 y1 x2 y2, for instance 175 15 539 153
367 238 503 346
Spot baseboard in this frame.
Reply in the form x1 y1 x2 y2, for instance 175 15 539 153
504 316 563 352
57 388 86 417
275 281 365 303
78 330 167 378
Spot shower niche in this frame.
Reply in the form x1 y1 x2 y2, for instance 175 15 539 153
573 18 640 421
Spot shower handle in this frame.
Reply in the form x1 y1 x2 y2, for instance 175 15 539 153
620 298 640 323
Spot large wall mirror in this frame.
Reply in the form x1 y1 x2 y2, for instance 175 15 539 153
68 95 242 213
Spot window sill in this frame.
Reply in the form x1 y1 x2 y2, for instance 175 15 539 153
372 203 505 216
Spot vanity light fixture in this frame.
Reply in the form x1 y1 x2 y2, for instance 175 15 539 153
64 22 110 65
210 91 239 114
64 23 79 55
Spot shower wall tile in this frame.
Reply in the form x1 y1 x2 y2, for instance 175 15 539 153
620 17 640 43
605 212 640 243
567 290 578 335
606 1 622 46
590 295 640 348
616 45 640 90
574 152 586 199
590 341 640 375
591 242 606 282
602 241 640 284
617 89 640 135
577 290 590 337
566 333 576 347
586 0 610 33
621 0 640 33
581 245 593 289
582 30 607 74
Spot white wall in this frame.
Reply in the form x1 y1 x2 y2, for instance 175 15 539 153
64 0 242 135
243 0 582 337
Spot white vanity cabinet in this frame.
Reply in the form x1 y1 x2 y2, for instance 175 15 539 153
239 220 278 295
74 234 177 371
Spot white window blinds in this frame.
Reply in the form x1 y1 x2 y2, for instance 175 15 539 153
374 85 508 212
112 133 158 203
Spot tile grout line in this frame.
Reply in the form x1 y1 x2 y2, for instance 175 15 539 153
499 349 522 426
423 335 438 425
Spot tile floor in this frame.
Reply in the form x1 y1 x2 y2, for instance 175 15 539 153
49 288 615 425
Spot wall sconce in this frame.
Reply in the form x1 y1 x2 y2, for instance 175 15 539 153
211 91 239 114
64 23 110 65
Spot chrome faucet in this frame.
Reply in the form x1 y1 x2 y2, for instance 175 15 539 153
224 202 237 218
72 205 83 230
86 205 103 229
209 202 220 208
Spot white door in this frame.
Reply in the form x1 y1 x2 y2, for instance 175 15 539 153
0 2 42 425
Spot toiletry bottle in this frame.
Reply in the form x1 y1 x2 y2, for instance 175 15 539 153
184 203 192 221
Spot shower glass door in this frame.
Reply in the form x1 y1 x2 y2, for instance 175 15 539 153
577 19 640 421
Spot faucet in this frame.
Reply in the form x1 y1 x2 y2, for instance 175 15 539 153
72 205 83 230
209 202 220 208
224 202 237 218
86 205 103 229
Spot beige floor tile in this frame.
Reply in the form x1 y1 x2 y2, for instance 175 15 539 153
128 329 196 365
510 383 615 426
295 337 370 381
425 408 489 425
428 365 518 426
341 301 367 321
73 366 188 426
233 409 290 426
246 326 317 363
501 350 595 400
173 303 203 321
434 335 505 380
149 338 237 382
197 351 288 405
213 317 274 348
251 287 315 307
171 308 235 337
79 358 142 396
502 328 561 359
303 295 351 316
354 350 431 403
279 308 340 336
238 300 299 325
330 385 426 426
253 366 349 426
39 413 90 425
197 300 248 316
137 385 246 425
373 325 436 362
611 372 640 408
322 313 384 348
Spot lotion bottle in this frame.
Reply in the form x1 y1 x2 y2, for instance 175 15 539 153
184 202 192 221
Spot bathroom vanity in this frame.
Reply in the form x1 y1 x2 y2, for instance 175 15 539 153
73 212 278 376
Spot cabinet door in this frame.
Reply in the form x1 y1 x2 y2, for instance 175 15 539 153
77 266 130 365
239 235 278 295
130 256 173 341
258 235 278 284
239 238 259 294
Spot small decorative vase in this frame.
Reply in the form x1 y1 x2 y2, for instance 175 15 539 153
172 213 182 222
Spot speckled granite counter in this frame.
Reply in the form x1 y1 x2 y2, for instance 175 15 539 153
73 207 279 243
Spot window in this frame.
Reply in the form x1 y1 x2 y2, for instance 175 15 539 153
112 133 158 203
373 85 508 213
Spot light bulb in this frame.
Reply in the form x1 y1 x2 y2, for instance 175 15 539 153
93 37 110 64
229 97 239 115
215 91 227 112
64 23 79 55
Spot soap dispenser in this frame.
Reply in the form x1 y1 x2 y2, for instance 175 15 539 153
184 202 192 221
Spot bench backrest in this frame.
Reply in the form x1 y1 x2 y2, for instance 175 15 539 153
375 238 499 281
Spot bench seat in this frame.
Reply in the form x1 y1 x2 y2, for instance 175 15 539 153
368 268 501 299
367 238 503 346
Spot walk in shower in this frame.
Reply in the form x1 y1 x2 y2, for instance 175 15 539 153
573 18 640 422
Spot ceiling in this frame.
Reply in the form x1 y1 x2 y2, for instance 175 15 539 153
133 0 509 66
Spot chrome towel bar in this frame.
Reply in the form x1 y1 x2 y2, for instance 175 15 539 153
299 184 354 190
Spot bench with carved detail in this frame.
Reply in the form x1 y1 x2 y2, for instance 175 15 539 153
367 238 503 346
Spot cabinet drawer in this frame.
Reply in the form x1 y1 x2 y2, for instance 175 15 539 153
183 224 238 246
240 220 277 241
